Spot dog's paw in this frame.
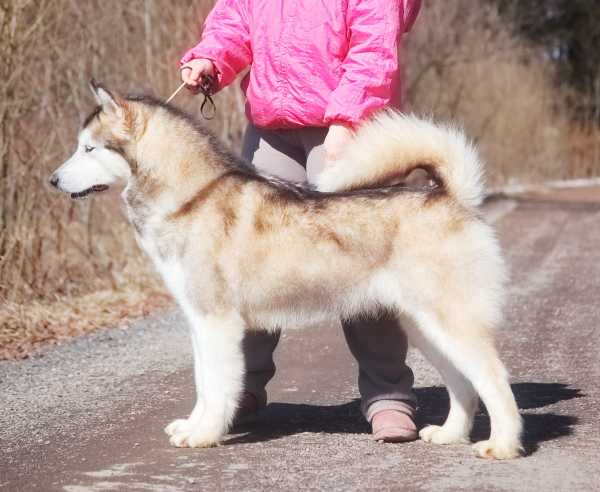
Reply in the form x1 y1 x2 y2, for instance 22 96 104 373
419 425 470 445
169 425 222 448
472 439 524 460
165 419 193 437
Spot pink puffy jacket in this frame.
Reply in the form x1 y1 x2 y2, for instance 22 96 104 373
181 0 421 128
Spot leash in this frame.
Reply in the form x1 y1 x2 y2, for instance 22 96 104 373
165 82 186 104
165 73 217 120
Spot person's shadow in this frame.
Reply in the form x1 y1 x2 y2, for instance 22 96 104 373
226 382 582 455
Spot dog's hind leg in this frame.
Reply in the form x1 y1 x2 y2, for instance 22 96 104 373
166 311 245 448
398 315 477 445
406 310 523 459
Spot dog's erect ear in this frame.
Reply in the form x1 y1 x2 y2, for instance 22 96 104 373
89 79 124 115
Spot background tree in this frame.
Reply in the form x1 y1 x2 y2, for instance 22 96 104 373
493 0 600 121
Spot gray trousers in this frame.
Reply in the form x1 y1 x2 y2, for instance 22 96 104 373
241 123 416 421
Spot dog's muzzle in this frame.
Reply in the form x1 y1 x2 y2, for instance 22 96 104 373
48 174 109 199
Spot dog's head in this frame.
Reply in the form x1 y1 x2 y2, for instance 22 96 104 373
50 81 140 199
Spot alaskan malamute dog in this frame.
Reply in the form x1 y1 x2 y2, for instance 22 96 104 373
50 82 523 459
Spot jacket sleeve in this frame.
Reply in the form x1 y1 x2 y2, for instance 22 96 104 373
180 0 252 90
323 0 420 126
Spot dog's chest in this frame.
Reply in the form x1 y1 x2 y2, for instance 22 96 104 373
125 197 179 259
126 197 207 317
138 233 197 316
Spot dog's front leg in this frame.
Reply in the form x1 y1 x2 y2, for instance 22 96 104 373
165 311 245 448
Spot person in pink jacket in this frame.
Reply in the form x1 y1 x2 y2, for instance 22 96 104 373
180 0 422 442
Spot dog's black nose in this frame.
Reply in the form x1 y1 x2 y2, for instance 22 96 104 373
49 175 59 188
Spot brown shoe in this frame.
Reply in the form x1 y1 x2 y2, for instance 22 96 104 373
372 409 418 443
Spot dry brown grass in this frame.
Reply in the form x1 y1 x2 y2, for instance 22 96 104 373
0 276 172 360
1 0 599 359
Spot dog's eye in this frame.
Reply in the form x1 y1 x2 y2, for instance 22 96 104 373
84 145 95 153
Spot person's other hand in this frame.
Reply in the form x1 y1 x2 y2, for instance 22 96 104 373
324 123 353 166
180 59 215 92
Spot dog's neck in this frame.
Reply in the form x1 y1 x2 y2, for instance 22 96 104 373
122 117 229 233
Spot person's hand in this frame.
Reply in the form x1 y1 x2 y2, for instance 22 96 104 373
324 123 353 166
180 58 215 92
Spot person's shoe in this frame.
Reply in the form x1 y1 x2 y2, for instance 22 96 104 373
371 409 418 443
232 391 260 427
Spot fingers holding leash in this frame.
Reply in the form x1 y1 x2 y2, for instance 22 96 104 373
175 59 217 119
180 58 215 93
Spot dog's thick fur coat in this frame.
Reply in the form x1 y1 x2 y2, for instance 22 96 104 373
51 83 523 459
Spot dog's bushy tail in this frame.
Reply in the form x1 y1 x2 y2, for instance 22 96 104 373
315 111 485 209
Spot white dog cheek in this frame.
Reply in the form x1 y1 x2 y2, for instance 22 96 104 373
99 152 132 182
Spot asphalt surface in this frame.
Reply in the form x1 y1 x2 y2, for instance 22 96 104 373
1 188 600 491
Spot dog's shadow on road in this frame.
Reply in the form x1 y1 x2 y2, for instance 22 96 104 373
227 382 583 454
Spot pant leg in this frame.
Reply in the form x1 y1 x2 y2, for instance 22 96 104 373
240 123 308 407
302 127 328 182
242 123 307 182
342 316 417 421
241 330 281 408
302 128 418 421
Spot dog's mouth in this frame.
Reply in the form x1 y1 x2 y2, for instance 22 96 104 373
70 184 110 199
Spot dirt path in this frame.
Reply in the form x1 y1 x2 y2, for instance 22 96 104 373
1 189 599 491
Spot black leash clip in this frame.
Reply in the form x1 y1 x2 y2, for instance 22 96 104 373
198 74 217 120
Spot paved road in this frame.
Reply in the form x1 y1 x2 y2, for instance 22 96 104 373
1 189 599 491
